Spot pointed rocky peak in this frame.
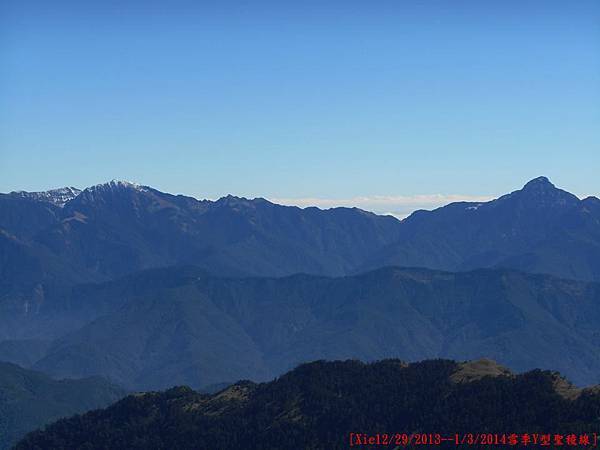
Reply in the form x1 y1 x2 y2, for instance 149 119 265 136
64 181 160 213
75 180 150 201
521 177 564 196
522 176 554 190
214 194 245 208
497 176 580 209
84 180 149 194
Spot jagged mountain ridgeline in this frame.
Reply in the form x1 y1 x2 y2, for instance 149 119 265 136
0 180 401 339
7 179 600 276
2 177 600 332
6 0 597 447
363 177 600 280
2 178 600 302
3 177 600 448
15 359 600 450
1 177 600 387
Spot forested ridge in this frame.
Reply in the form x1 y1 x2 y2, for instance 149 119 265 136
15 359 600 449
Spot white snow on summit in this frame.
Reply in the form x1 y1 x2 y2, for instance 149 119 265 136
84 180 149 192
10 187 82 207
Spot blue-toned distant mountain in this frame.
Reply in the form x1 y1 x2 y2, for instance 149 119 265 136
0 180 401 339
362 176 600 281
27 265 600 389
0 361 124 450
2 180 401 281
2 177 600 373
2 177 600 448
2 178 599 294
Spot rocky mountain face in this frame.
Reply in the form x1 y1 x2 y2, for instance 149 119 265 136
10 187 82 207
15 359 600 450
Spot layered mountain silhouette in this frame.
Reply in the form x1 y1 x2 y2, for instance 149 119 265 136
363 177 600 281
0 180 401 339
21 265 600 388
2 176 600 390
15 358 600 450
0 361 124 450
3 177 600 448
2 177 599 314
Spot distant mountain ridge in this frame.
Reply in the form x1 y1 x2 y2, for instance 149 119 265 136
361 176 600 280
23 265 600 389
9 186 82 208
1 179 401 280
15 358 600 450
0 361 124 450
0 179 402 340
2 177 600 383
3 176 599 293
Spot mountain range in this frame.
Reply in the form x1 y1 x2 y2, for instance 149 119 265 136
15 358 600 450
2 178 599 314
364 176 600 281
21 264 600 389
0 180 401 339
3 176 600 447
1 177 600 389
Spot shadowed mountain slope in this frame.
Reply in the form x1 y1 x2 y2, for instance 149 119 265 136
0 181 401 340
2 177 600 331
0 362 124 450
29 265 600 389
0 177 600 337
362 177 600 281
15 359 600 450
2 177 600 389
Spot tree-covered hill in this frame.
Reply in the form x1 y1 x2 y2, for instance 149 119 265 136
15 358 600 450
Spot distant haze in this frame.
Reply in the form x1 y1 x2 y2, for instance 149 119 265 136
270 194 495 218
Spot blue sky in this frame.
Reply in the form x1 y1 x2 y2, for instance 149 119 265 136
1 0 599 216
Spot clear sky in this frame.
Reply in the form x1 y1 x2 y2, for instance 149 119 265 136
1 0 599 216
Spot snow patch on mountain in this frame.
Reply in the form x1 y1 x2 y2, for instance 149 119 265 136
84 180 149 193
10 187 82 207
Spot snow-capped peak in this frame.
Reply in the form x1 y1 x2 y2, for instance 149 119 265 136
71 180 152 204
10 187 82 207
84 180 149 193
